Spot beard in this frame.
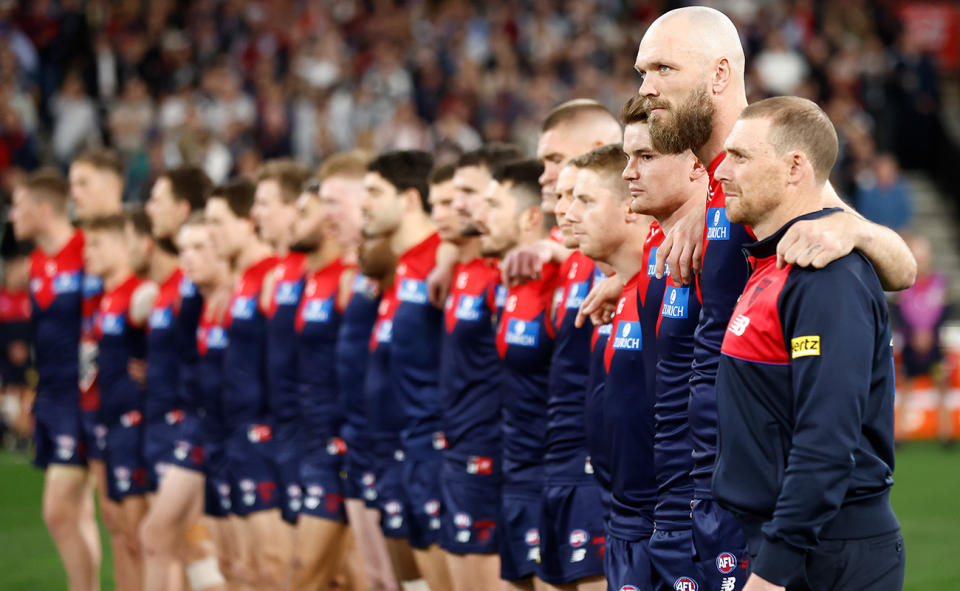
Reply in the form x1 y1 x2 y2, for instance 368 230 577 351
459 224 481 238
643 84 716 155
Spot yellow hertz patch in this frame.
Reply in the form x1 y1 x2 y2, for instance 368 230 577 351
791 335 821 358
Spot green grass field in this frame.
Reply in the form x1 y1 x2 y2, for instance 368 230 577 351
0 444 958 590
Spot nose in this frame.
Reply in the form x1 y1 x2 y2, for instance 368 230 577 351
622 157 639 181
714 158 733 184
638 72 658 98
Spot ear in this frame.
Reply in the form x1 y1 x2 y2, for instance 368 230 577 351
519 206 542 234
786 152 807 186
689 157 708 182
401 188 423 213
712 58 732 95
176 200 191 225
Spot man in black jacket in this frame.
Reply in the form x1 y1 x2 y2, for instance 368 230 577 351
713 96 904 591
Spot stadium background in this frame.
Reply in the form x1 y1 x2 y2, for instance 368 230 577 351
0 0 958 588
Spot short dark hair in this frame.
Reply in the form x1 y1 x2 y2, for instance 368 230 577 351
620 95 649 126
19 168 70 213
456 143 525 173
493 159 544 210
569 144 628 178
367 150 434 212
209 179 256 219
125 208 152 237
256 159 313 204
81 214 127 234
158 166 212 212
73 147 124 177
427 163 457 186
739 96 839 183
542 99 616 133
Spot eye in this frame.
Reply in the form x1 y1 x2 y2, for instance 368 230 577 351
642 154 654 161
658 65 671 73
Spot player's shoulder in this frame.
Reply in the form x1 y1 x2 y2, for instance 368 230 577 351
787 250 883 302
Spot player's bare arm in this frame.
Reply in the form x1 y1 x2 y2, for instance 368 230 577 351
776 182 917 290
651 196 705 285
427 240 458 307
500 239 571 287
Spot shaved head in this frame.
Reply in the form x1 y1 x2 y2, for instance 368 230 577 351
635 6 747 160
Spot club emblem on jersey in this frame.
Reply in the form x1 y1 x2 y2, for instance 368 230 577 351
505 318 539 347
706 207 730 241
525 529 540 547
467 456 493 475
674 577 698 591
305 484 324 510
613 321 642 350
716 552 737 574
55 435 76 460
661 286 689 319
287 484 303 512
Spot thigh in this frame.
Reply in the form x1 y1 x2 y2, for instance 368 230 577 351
43 463 90 511
806 532 905 591
294 513 348 566
149 466 205 528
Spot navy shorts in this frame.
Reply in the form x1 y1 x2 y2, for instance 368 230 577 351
691 498 748 591
299 458 347 523
401 455 444 550
226 425 282 516
499 486 542 582
377 453 411 540
33 404 86 469
204 444 232 518
104 423 151 501
604 534 654 591
166 415 206 474
537 482 607 584
649 528 702 591
275 424 304 524
343 435 377 504
439 471 501 554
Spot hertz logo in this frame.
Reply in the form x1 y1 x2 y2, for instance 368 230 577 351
791 335 821 358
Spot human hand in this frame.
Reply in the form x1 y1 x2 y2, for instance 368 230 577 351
575 275 623 328
501 241 555 287
656 204 705 285
776 210 852 270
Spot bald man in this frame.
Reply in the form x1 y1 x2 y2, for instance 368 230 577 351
629 7 916 591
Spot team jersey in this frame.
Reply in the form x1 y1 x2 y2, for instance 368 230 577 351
392 232 445 458
223 256 279 431
440 257 503 471
651 229 702 529
690 153 756 496
364 285 401 445
176 276 203 417
584 267 612 494
95 275 147 428
196 300 229 451
604 227 666 540
496 262 560 487
295 257 353 460
79 230 104 416
27 231 84 408
0 287 31 385
336 274 381 449
265 252 306 427
145 268 185 428
546 250 597 483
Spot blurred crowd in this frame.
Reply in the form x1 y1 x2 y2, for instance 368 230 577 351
0 0 948 215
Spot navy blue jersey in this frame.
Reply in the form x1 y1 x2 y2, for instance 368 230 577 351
496 263 559 487
28 231 84 410
295 258 352 459
364 286 401 445
690 153 755 495
336 274 381 448
546 251 596 483
0 288 31 386
223 256 278 431
440 257 503 472
265 252 305 427
716 210 897 586
95 275 147 427
145 269 185 426
653 252 702 528
604 227 665 540
176 276 203 415
584 268 612 494
196 301 229 452
392 233 445 458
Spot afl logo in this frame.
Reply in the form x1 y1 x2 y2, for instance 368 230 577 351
568 529 588 548
454 512 472 529
674 578 698 591
619 587 640 591
716 552 737 574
